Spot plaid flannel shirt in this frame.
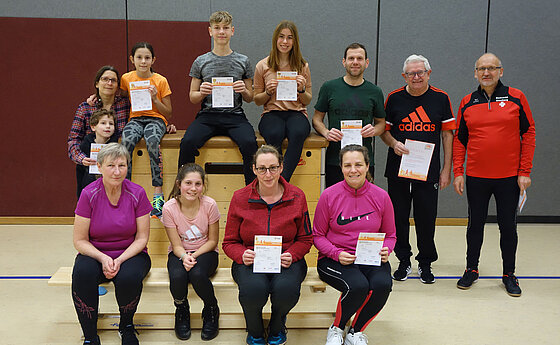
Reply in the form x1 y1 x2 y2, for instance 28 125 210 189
67 95 130 164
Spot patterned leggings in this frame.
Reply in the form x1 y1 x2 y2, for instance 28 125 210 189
71 252 151 338
121 116 166 187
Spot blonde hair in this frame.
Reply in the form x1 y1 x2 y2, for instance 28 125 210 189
209 11 232 25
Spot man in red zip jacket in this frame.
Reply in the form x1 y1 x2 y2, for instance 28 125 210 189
453 53 536 297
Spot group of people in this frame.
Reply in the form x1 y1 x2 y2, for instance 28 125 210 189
67 9 535 345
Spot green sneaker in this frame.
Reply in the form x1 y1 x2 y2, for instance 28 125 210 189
150 195 165 219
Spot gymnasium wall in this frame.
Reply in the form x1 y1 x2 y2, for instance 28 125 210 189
1 0 557 218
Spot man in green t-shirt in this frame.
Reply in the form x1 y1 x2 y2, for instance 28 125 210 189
312 43 386 187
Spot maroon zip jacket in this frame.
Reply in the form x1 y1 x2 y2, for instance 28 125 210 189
222 176 313 265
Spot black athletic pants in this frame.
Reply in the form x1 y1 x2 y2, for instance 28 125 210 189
167 251 218 307
71 252 151 340
317 258 391 332
178 111 258 185
258 110 311 182
388 177 439 265
465 176 519 274
231 259 307 337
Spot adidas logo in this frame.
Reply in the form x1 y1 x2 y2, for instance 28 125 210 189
398 106 436 132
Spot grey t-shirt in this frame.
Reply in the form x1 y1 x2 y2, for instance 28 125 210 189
189 51 254 114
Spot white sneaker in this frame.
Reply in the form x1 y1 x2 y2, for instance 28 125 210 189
325 325 345 345
344 331 368 345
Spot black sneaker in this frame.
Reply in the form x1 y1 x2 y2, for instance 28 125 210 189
418 265 435 284
119 324 139 345
392 261 412 281
502 274 522 297
457 269 479 289
83 335 101 345
174 302 191 340
201 305 220 340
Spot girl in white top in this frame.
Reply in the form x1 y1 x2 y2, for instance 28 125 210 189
161 163 220 341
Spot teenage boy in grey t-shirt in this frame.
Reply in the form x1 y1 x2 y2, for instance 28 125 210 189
178 11 257 185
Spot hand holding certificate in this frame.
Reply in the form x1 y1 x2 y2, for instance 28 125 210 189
354 232 386 266
398 139 435 181
212 77 234 108
276 71 298 101
129 80 152 112
253 235 282 273
88 143 106 174
341 120 363 148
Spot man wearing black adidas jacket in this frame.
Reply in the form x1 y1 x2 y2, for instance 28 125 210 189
380 54 455 284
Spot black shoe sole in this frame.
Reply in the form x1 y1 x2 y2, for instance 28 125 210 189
175 330 191 340
201 330 219 341
504 285 522 297
457 279 478 290
420 278 435 284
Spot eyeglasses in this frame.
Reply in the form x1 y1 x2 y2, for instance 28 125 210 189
255 165 280 175
100 77 118 83
476 66 502 72
404 70 428 78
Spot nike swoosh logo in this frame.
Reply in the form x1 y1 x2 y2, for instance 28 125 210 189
336 211 374 225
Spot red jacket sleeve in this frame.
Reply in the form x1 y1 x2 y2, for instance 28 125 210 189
518 92 536 176
453 98 468 177
222 191 248 264
284 191 313 262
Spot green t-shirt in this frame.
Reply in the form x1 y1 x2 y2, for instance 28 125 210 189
314 77 386 166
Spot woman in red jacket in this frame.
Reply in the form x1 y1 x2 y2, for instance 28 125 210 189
223 145 312 345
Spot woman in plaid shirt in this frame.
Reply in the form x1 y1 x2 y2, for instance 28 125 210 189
67 65 130 198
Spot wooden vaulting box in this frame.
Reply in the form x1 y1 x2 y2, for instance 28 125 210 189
130 131 328 268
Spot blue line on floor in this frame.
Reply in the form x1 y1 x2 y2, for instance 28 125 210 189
407 276 560 280
0 276 51 280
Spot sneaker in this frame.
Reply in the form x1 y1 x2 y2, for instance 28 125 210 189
119 324 139 345
83 335 101 345
150 195 165 219
457 269 479 290
344 330 368 345
201 305 220 340
418 265 435 284
392 261 412 281
325 324 345 345
246 334 267 345
174 302 191 340
502 274 522 297
267 329 287 345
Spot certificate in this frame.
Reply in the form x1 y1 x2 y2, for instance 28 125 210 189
129 80 152 112
341 120 362 148
398 139 435 181
518 190 527 212
88 143 106 174
253 235 282 273
212 77 234 108
276 71 298 101
354 232 385 266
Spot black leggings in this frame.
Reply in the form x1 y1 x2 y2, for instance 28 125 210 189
231 259 307 337
167 251 218 307
466 176 519 274
71 252 151 339
258 110 311 182
178 111 258 185
317 258 392 332
388 177 439 265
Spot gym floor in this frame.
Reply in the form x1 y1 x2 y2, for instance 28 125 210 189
1 224 559 344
